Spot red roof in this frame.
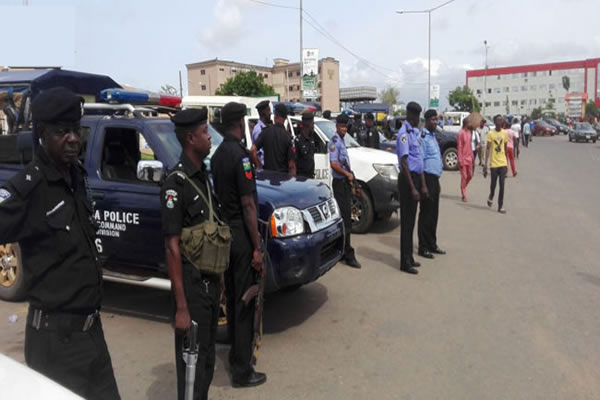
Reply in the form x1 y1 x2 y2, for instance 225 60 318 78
466 58 600 79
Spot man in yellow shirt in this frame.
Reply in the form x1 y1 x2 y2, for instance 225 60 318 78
483 115 508 214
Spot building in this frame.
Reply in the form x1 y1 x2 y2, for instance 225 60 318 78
339 86 377 102
186 57 340 112
466 58 600 118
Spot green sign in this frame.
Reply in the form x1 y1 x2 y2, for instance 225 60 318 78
429 98 439 108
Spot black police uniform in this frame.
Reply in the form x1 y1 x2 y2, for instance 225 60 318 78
295 130 323 178
364 125 380 149
254 122 295 173
161 154 220 400
0 89 120 400
349 120 366 146
211 117 261 381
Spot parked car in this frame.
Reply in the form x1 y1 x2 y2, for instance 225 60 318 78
544 117 570 135
569 122 598 143
532 120 557 136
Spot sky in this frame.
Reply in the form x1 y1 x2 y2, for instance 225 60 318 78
2 0 600 110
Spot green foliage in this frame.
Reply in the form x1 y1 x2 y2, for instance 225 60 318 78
215 71 276 96
531 106 543 120
448 86 480 112
586 100 598 117
379 85 400 107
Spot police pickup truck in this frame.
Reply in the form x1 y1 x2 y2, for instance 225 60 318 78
0 83 344 301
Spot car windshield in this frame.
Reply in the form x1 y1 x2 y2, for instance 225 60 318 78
576 123 593 130
315 120 360 148
150 122 224 170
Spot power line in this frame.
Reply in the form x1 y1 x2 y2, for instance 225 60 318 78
247 0 298 10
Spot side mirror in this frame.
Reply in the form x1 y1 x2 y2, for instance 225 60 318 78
137 160 163 183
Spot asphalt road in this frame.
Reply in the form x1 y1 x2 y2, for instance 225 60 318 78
2 134 600 399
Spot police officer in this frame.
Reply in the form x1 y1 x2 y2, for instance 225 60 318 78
396 101 427 275
364 112 380 149
0 87 120 399
252 100 271 165
349 112 366 145
294 111 324 178
330 114 362 269
417 109 446 260
211 102 267 387
161 108 220 400
322 109 331 120
250 103 296 175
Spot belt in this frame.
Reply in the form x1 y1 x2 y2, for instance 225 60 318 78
27 308 99 332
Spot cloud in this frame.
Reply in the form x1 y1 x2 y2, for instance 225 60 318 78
199 0 246 49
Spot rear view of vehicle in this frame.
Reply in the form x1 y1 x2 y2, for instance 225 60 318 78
532 120 557 136
569 122 598 143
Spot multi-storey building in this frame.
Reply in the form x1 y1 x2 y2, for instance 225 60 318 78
466 58 600 118
186 57 340 112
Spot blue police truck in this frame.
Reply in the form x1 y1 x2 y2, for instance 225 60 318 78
0 70 344 301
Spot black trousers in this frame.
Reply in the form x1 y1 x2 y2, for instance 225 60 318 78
226 224 257 379
332 177 355 261
489 167 507 210
399 172 422 264
25 308 120 400
418 173 441 252
174 265 220 400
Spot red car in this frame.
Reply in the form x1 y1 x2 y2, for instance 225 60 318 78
532 120 557 136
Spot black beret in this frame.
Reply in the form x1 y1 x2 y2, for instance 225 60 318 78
274 103 288 118
424 109 438 119
336 114 349 124
171 108 207 128
354 112 362 118
32 87 83 124
301 111 314 121
365 112 374 121
406 101 422 115
221 102 247 123
255 100 270 112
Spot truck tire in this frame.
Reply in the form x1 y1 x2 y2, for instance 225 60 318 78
0 243 26 302
442 147 459 171
351 184 374 234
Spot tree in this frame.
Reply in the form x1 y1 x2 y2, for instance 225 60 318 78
160 84 178 96
215 71 276 96
448 86 480 112
531 106 543 120
379 85 400 109
562 76 570 93
586 100 598 117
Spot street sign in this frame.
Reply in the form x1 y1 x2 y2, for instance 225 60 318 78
302 48 319 99
429 84 440 109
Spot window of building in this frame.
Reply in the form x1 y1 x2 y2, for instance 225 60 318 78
479 102 483 108
530 85 537 91
485 102 491 107
539 71 547 77
201 69 205 75
548 70 552 76
521 86 527 91
512 86 519 92
288 72 293 77
549 83 556 89
521 100 527 105
495 88 501 94
531 71 537 77
512 100 518 106
502 100 508 106
201 84 206 90
296 71 301 76
493 101 500 107
529 99 536 105
487 88 492 94
512 73 519 79
503 87 509 92
219 68 224 72
476 89 482 95
497 75 501 80
289 85 294 91
522 72 528 78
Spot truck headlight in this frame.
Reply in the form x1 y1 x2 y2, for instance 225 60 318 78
373 163 399 180
270 207 304 237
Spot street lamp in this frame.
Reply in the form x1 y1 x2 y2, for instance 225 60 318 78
397 0 456 109
483 40 489 118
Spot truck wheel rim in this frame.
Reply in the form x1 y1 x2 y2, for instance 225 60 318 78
351 196 362 223
0 244 18 288
445 152 457 168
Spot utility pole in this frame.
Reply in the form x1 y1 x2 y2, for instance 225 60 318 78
299 0 303 101
178 70 183 97
483 40 489 118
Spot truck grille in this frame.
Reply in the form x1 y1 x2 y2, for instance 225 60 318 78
304 198 340 233
308 206 322 223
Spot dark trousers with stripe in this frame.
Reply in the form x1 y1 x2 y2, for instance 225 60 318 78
418 173 441 252
399 172 421 265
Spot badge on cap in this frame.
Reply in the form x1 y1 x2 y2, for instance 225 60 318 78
165 189 178 209
0 188 11 204
242 157 253 180
401 134 408 144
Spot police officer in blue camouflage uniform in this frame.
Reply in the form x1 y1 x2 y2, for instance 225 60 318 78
330 114 361 269
396 101 428 275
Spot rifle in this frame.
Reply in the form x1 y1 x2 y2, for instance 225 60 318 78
182 320 199 400
241 252 267 366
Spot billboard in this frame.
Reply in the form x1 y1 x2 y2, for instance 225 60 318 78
429 84 440 109
302 48 319 99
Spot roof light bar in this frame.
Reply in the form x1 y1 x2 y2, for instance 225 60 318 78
99 88 181 107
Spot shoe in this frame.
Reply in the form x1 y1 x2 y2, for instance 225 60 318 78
232 371 267 388
498 208 507 214
430 247 446 255
410 258 421 267
418 250 434 259
487 198 493 208
400 265 419 275
462 196 467 202
513 172 518 177
346 258 362 269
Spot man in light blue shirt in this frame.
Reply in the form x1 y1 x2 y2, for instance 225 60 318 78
252 100 271 165
418 109 446 259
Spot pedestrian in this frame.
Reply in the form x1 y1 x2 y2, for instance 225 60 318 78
250 103 296 175
477 119 489 165
522 117 531 147
484 115 509 214
294 111 323 178
511 118 521 160
396 101 427 274
418 109 446 259
252 100 271 165
329 113 362 269
363 112 380 149
471 124 481 173
0 87 120 399
349 112 366 145
504 121 517 177
211 102 267 387
457 118 474 202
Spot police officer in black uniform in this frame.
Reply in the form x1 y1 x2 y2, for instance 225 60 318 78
0 87 120 399
349 112 366 146
211 102 267 388
294 111 324 178
161 108 220 400
250 103 296 175
364 112 380 149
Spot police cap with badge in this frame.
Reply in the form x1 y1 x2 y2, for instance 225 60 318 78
171 108 208 129
221 102 247 124
274 103 289 118
32 87 84 133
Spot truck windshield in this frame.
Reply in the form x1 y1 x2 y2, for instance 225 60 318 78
315 120 360 148
150 122 224 169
